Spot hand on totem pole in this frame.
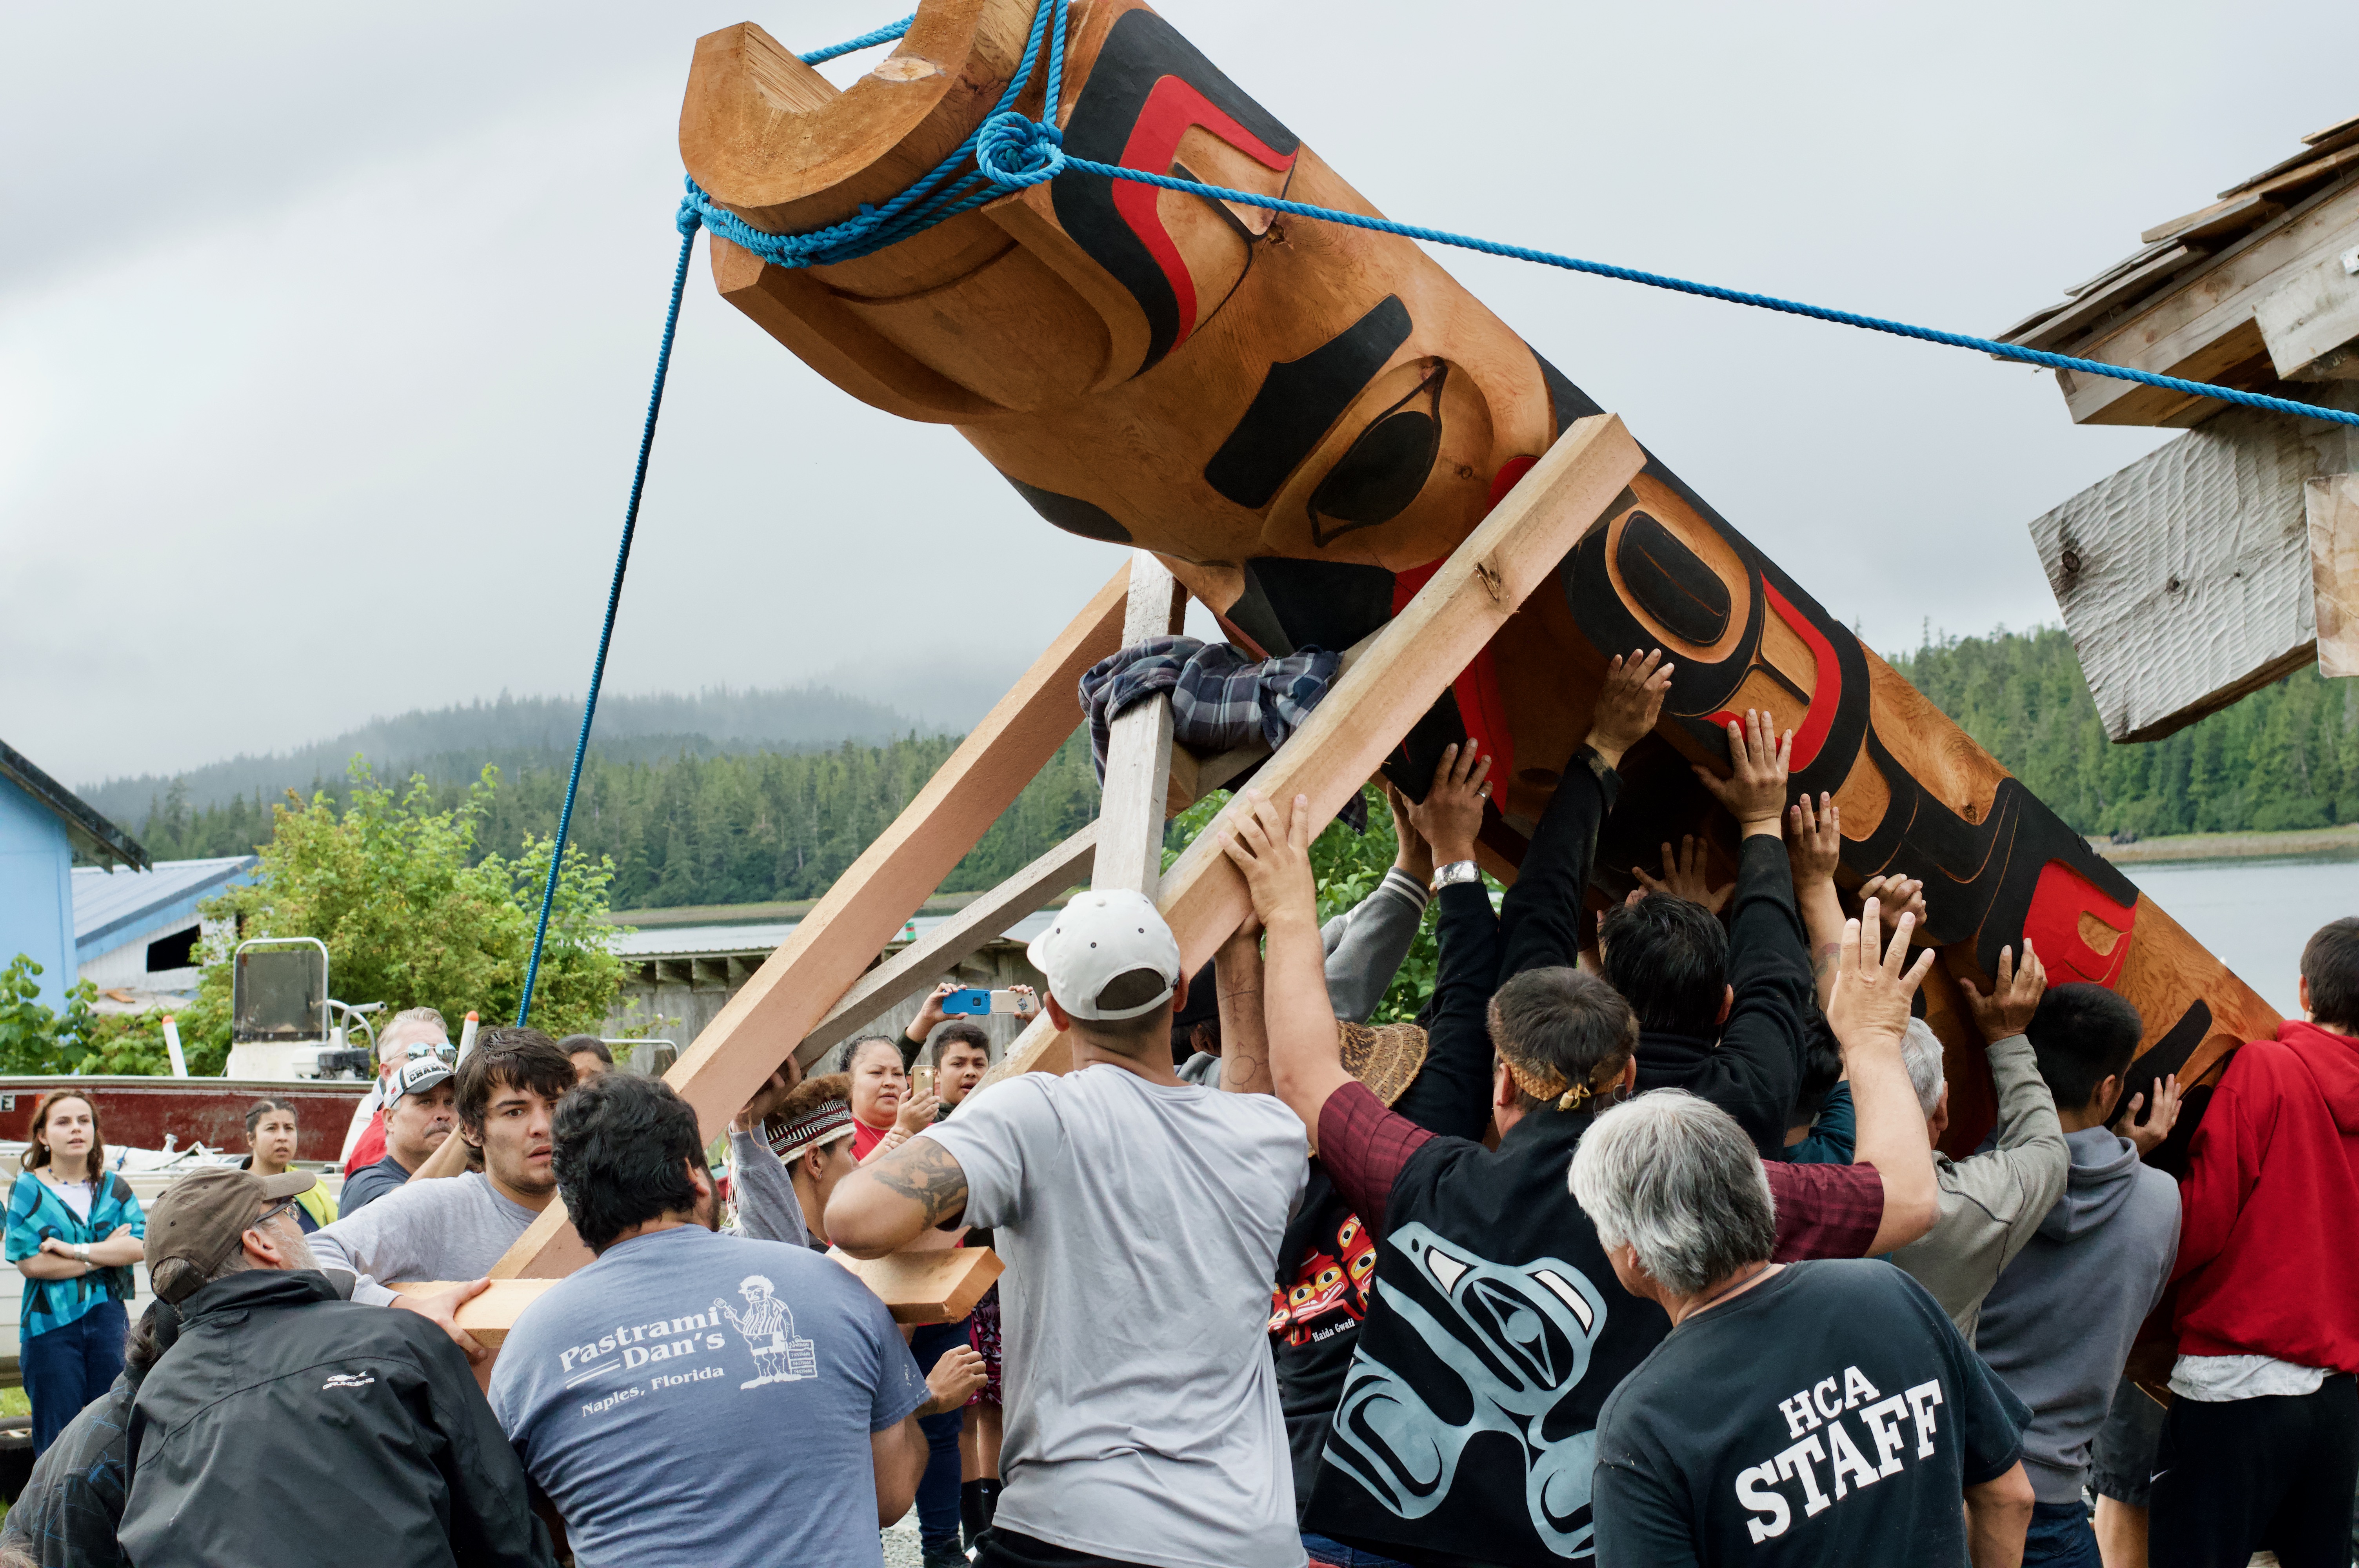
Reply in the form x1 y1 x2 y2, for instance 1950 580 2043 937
1856 873 1932 941
1405 742 1491 868
1630 835 1732 915
1961 943 2047 1046
2114 1073 2183 1158
1692 710 1793 839
1583 649 1675 772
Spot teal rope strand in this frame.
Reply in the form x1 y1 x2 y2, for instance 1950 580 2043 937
799 14 914 65
517 214 701 1027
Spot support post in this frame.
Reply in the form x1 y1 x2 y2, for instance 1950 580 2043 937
983 413 1648 1084
1090 552 1186 895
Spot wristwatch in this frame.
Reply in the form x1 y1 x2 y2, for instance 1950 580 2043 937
1430 859 1482 893
75 1243 90 1265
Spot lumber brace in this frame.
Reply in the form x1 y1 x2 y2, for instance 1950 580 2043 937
982 413 1648 1083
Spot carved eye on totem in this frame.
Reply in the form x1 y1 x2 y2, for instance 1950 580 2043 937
1308 363 1447 546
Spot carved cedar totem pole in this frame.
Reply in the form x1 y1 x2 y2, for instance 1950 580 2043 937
679 1 2279 1155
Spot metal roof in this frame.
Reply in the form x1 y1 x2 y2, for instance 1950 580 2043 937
609 908 1057 963
73 856 257 958
0 740 147 870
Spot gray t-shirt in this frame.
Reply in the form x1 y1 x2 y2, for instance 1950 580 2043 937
487 1225 925 1568
307 1171 539 1307
923 1066 1309 1568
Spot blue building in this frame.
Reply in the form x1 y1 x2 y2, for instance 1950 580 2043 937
75 856 259 1005
0 739 147 1007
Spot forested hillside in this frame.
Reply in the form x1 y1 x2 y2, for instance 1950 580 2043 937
139 730 1102 911
129 625 2359 911
1892 626 2357 838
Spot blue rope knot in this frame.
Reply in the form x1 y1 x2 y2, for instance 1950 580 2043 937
975 111 1065 190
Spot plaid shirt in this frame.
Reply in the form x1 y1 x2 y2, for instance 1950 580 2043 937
1080 634 1359 824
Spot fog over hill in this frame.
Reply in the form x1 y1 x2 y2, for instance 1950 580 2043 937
80 684 958 822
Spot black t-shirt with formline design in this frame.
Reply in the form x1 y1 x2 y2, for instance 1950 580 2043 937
1593 1259 2029 1567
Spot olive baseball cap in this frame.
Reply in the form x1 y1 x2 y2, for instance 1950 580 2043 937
146 1166 316 1303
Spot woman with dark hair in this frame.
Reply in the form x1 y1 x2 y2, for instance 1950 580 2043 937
845 1036 931 1163
238 1100 337 1233
4 1092 145 1454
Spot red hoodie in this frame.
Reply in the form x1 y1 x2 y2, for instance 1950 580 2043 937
2172 1019 2359 1372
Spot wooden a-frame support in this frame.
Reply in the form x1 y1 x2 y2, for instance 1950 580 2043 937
487 412 1646 1314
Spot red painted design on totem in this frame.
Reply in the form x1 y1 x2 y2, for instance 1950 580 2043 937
2021 859 2139 987
1114 76 1297 349
1394 560 1515 786
1487 455 1539 508
1707 582 1841 771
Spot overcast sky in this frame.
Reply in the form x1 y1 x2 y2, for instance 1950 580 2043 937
5 1 2349 788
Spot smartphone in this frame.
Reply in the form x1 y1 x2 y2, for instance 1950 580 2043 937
941 988 1030 1016
914 1066 934 1098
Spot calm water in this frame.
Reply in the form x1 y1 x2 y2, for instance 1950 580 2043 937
2121 854 2358 1017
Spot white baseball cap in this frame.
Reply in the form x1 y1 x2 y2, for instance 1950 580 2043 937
1028 889 1183 1021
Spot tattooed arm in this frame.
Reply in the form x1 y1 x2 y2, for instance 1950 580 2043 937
1216 924 1274 1096
824 1136 971 1259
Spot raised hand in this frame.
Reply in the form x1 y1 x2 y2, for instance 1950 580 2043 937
1693 710 1793 837
1857 873 1930 936
1585 648 1676 769
1382 780 1434 886
2114 1073 2183 1158
732 1063 801 1132
1405 742 1491 867
894 1082 941 1134
1787 793 1841 887
909 981 960 1044
1632 835 1732 915
1825 897 1937 1056
1221 790 1320 930
1960 942 2047 1045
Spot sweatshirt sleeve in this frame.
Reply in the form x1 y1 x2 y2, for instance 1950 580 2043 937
1383 882 1505 1143
2173 1044 2276 1283
727 1127 810 1249
1321 869 1430 1025
1954 1033 2071 1253
306 1196 402 1308
413 1332 559 1568
1494 747 1616 984
1699 834 1816 1157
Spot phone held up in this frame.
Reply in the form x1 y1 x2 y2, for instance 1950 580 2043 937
940 988 1028 1017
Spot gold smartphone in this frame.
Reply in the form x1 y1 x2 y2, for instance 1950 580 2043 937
914 1066 934 1098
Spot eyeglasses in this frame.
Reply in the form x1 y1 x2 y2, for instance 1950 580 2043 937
253 1198 300 1232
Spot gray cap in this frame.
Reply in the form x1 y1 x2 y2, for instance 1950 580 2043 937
390 1054 454 1101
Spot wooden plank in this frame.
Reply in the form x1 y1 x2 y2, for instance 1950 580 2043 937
490 566 1134 1280
2014 247 2198 353
388 1279 561 1352
827 1245 1004 1324
986 413 1648 1082
2030 407 2322 741
2058 177 2359 426
1091 552 1186 895
2256 248 2359 381
795 824 1097 1070
2141 191 2283 248
2314 474 2359 678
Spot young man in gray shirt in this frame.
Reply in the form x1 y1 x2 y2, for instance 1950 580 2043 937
830 889 1309 1568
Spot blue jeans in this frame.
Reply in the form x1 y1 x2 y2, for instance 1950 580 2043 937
1300 1532 1415 1568
911 1319 970 1550
24 1298 126 1456
2021 1499 2102 1568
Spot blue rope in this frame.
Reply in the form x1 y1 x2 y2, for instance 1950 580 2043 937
687 0 2359 432
517 212 702 1027
798 14 914 65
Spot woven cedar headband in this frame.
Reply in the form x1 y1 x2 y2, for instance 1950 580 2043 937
766 1098 854 1162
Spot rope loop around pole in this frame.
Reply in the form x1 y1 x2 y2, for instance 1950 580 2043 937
975 112 1064 189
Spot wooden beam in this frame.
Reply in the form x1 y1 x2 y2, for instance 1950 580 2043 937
2030 406 2325 741
1090 552 1187 896
389 1279 561 1352
796 823 1096 1070
985 414 1647 1082
490 567 1134 1279
2055 178 2359 426
2315 474 2359 678
827 1245 1004 1324
2256 247 2359 382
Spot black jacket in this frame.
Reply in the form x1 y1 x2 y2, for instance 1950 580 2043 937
1632 832 1815 1158
118 1270 554 1568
